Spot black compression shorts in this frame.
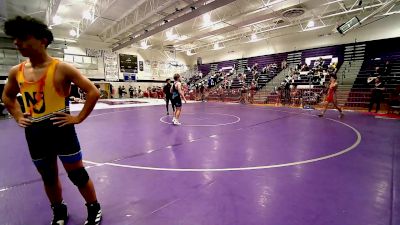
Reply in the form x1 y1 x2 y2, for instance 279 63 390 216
25 119 82 166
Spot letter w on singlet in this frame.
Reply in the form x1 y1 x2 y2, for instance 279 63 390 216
24 92 46 114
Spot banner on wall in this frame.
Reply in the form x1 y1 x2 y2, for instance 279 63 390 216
103 51 119 81
119 54 138 73
139 61 143 71
86 48 104 57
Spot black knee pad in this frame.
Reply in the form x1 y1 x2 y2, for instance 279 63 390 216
41 170 58 186
67 167 89 188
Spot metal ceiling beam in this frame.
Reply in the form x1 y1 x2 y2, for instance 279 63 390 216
45 0 62 25
173 0 289 47
78 0 118 35
123 0 210 42
112 0 238 51
100 0 178 42
359 0 396 23
186 1 389 52
97 0 148 39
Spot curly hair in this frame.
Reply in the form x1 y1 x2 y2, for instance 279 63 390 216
3 16 53 47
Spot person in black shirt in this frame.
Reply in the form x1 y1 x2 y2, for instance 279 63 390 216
163 79 175 115
129 85 134 98
368 77 385 113
384 61 392 76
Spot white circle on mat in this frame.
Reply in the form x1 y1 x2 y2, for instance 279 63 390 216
159 113 240 127
85 116 362 172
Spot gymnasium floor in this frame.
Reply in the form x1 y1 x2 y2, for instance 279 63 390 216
0 100 399 225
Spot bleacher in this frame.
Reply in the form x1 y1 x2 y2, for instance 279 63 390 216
346 38 400 108
229 53 287 89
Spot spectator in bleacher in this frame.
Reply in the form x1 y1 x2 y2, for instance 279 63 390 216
262 66 267 74
373 66 384 77
327 63 337 75
254 71 259 82
281 60 287 70
368 76 385 113
296 63 301 70
314 58 324 71
318 75 344 118
290 68 299 81
301 64 309 71
384 61 392 76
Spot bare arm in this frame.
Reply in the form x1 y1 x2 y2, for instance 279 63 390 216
51 63 100 126
1 66 31 127
177 83 187 103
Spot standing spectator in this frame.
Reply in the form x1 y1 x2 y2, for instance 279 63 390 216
138 86 142 97
109 84 114 98
129 85 134 98
384 61 392 76
368 77 385 113
118 86 123 98
218 85 224 102
121 86 127 98
163 79 175 115
200 84 205 102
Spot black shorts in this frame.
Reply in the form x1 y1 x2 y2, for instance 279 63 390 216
171 97 182 108
25 120 82 166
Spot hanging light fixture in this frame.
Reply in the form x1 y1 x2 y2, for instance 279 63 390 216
307 20 315 28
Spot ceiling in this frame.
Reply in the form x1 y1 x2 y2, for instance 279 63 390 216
1 0 399 54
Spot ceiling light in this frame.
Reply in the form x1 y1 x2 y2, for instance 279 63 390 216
140 41 149 49
186 49 196 55
69 29 77 37
140 39 151 49
203 13 211 24
54 38 77 43
52 15 62 25
166 29 178 41
166 29 173 37
83 10 92 20
212 42 224 50
307 20 315 28
178 35 189 41
250 33 258 42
